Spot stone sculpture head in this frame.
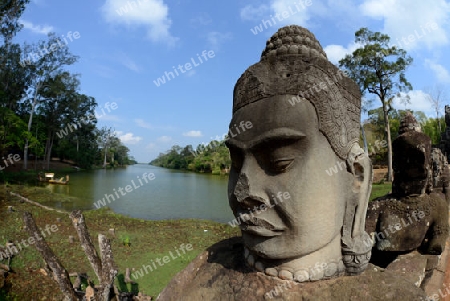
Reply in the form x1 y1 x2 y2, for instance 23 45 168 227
393 112 432 197
226 25 373 282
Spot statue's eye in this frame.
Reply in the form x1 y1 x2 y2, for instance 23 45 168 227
270 158 294 173
263 139 301 173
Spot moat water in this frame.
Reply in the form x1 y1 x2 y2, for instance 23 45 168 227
40 164 234 223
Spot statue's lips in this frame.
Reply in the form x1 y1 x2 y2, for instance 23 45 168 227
239 216 286 237
241 226 284 237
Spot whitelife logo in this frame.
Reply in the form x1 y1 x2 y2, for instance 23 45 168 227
20 31 81 67
93 172 155 209
153 50 215 87
131 243 194 280
0 224 59 260
56 102 118 139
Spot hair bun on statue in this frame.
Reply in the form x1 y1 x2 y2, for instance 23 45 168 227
233 25 362 160
261 25 328 61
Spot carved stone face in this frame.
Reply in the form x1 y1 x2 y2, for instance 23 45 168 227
393 132 432 196
226 95 351 261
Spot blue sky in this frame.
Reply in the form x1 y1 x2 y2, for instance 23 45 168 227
13 0 450 162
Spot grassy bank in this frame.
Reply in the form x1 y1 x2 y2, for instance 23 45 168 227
370 183 392 200
0 185 240 300
0 183 392 300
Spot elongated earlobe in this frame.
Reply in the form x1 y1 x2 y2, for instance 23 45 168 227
341 144 373 275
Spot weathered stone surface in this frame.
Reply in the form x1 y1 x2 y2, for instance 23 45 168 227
392 113 432 197
157 237 428 301
440 105 450 161
431 148 450 195
366 113 449 255
386 252 428 287
159 25 443 300
227 24 372 281
399 111 423 134
422 234 450 298
366 193 448 254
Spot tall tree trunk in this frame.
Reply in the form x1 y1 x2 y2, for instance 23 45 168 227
383 105 393 182
45 133 54 170
23 82 42 170
44 133 51 169
103 147 107 168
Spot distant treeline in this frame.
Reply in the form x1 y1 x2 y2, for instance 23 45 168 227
150 140 231 174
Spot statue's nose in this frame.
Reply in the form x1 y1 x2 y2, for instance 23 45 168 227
233 158 267 207
234 173 251 204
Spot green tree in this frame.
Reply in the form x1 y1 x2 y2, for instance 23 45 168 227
0 43 31 154
96 126 114 168
22 32 78 169
63 93 97 157
114 142 130 166
38 72 80 169
0 0 30 46
422 117 445 146
107 136 130 167
150 139 231 175
339 27 413 181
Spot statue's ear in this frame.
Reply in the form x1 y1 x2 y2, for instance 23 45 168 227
341 145 373 275
350 150 373 239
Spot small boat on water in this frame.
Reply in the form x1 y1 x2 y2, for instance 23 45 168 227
39 173 70 185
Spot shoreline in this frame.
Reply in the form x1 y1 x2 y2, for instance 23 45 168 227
0 184 239 299
148 163 230 176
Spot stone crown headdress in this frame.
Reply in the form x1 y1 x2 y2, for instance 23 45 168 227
399 111 422 135
233 25 362 160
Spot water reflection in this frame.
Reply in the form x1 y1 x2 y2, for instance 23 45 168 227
44 183 70 194
41 164 234 223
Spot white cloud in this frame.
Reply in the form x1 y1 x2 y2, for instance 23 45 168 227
101 0 178 46
157 136 172 143
359 0 450 50
183 130 202 137
118 132 143 144
240 0 450 47
135 118 154 129
392 90 435 116
425 59 450 83
323 43 360 64
240 4 270 21
21 20 53 35
207 31 232 51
